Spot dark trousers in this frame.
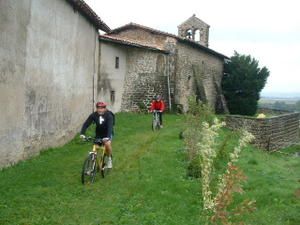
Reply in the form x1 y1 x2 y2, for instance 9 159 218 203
158 112 163 125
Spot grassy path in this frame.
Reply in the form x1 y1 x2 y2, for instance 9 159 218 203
0 113 299 224
0 114 200 225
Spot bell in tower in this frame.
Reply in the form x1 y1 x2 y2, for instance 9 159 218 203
178 14 210 47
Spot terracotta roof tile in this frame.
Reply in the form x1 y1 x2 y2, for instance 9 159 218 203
108 23 228 59
66 0 110 32
108 22 178 39
99 35 169 54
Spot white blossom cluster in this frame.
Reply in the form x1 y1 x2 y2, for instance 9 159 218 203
214 130 255 208
197 118 254 212
197 118 225 210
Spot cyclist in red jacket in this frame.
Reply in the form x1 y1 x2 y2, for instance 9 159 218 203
150 95 165 128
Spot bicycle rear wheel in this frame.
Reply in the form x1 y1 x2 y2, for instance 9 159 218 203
152 115 160 131
100 154 110 178
81 154 97 184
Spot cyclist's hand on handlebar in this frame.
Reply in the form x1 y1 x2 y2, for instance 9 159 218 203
80 134 86 139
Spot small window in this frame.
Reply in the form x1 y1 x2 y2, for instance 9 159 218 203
115 57 119 69
110 90 115 104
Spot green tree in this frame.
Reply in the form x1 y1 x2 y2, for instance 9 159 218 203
222 52 270 115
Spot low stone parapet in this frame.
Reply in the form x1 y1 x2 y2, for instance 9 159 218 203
225 113 300 151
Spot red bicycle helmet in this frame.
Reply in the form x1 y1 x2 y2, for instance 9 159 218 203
96 101 107 108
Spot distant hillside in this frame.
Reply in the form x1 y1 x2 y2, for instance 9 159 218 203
259 93 300 112
261 92 300 99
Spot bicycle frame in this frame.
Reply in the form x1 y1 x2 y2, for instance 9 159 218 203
91 140 109 172
81 137 110 184
91 143 105 165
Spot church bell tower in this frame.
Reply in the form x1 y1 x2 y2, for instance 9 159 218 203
178 14 210 47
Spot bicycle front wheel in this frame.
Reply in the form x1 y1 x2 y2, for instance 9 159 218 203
81 154 97 184
152 119 156 131
152 118 160 131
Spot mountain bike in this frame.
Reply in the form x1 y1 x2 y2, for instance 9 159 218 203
152 110 161 131
81 137 111 184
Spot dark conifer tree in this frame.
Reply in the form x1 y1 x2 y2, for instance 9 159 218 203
222 52 270 115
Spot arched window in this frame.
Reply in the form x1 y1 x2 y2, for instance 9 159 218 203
185 29 193 39
195 29 201 42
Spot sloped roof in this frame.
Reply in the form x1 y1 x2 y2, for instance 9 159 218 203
99 35 169 54
108 23 228 59
66 0 110 32
108 22 179 39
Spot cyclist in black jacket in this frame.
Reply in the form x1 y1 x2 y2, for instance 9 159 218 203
80 102 113 168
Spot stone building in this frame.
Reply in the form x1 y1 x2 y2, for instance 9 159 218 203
97 35 169 112
100 15 228 112
0 0 110 168
0 0 228 168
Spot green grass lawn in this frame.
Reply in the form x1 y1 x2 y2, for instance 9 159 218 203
0 113 299 225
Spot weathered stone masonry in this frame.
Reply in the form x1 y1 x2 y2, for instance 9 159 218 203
226 113 300 151
106 19 228 112
175 42 224 111
178 14 210 47
122 50 169 111
98 36 170 112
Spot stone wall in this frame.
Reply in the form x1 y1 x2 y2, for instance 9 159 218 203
121 49 169 111
225 113 300 151
175 42 224 111
257 107 291 115
109 28 226 112
103 29 174 111
0 0 99 168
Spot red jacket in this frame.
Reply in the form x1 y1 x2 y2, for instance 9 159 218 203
150 100 165 112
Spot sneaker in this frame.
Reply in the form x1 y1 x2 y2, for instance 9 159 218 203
86 170 91 176
107 157 113 169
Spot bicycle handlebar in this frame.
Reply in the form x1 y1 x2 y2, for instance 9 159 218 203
82 136 109 144
151 110 162 113
83 136 95 142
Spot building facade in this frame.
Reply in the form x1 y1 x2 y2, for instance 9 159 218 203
0 0 110 168
97 36 169 112
101 15 228 112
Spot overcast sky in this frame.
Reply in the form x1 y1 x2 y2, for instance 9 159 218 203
86 0 300 95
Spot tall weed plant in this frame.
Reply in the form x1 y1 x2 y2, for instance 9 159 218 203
183 97 215 177
184 96 256 224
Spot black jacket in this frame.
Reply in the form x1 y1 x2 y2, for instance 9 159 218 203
80 111 113 139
